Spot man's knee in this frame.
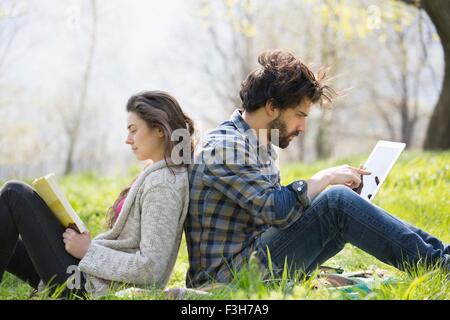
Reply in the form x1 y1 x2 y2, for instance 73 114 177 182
323 185 356 208
325 185 355 197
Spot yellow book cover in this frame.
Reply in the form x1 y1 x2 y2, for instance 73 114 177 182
32 173 87 233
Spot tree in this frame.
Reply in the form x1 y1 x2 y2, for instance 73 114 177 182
63 0 98 175
297 0 444 152
368 4 434 148
197 0 256 117
400 0 450 149
0 1 24 77
314 0 342 159
0 1 27 106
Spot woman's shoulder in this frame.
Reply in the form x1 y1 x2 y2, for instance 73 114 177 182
142 164 188 190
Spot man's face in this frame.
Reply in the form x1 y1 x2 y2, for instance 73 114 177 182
268 99 311 149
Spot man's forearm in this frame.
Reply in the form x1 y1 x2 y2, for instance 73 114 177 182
307 172 333 201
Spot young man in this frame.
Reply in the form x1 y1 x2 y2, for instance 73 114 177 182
185 49 449 288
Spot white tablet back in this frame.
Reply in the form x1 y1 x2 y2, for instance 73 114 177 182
360 140 405 202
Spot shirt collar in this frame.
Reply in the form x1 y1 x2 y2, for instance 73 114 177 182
230 109 252 134
230 109 278 161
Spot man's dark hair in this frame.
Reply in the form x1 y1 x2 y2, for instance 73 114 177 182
239 49 335 112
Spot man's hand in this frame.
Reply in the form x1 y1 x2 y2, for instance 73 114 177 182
307 164 371 201
63 228 91 259
325 164 371 188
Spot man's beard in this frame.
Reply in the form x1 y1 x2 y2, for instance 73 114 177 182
268 115 298 149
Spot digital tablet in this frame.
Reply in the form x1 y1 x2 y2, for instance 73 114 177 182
358 140 406 202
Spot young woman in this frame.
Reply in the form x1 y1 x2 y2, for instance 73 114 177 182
0 91 195 298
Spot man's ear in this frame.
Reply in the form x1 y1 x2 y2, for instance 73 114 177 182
264 101 280 119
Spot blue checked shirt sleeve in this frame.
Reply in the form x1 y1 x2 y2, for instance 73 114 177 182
199 140 307 229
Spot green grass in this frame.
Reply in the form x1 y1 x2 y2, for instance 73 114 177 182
0 151 449 300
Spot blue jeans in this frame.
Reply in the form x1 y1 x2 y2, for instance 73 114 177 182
256 185 450 276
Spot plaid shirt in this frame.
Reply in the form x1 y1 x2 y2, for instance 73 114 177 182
185 109 307 287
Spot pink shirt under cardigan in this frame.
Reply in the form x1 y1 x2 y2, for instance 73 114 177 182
114 197 126 220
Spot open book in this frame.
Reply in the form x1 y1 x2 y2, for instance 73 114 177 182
32 173 87 233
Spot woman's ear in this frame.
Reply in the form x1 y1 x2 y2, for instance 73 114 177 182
157 128 164 138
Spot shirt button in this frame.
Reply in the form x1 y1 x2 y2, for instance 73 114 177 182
297 187 302 192
299 181 304 185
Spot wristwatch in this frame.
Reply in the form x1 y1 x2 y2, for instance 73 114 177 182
288 180 311 208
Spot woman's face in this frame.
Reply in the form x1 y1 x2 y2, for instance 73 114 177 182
125 112 165 162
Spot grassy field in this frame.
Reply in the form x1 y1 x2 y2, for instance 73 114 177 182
0 151 449 300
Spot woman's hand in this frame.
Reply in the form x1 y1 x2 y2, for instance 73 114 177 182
63 228 91 259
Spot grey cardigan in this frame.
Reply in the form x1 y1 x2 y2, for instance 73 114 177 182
78 160 189 297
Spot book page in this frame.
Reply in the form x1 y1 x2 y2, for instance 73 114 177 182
32 174 87 233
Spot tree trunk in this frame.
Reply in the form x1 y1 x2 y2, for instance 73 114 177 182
314 1 337 159
422 0 450 149
63 0 97 175
64 134 76 175
316 111 333 159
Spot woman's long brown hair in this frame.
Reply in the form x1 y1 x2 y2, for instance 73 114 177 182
106 91 195 228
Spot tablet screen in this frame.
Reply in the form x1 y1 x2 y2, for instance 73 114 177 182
359 141 405 202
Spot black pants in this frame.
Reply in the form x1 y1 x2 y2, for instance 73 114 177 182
0 180 86 297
